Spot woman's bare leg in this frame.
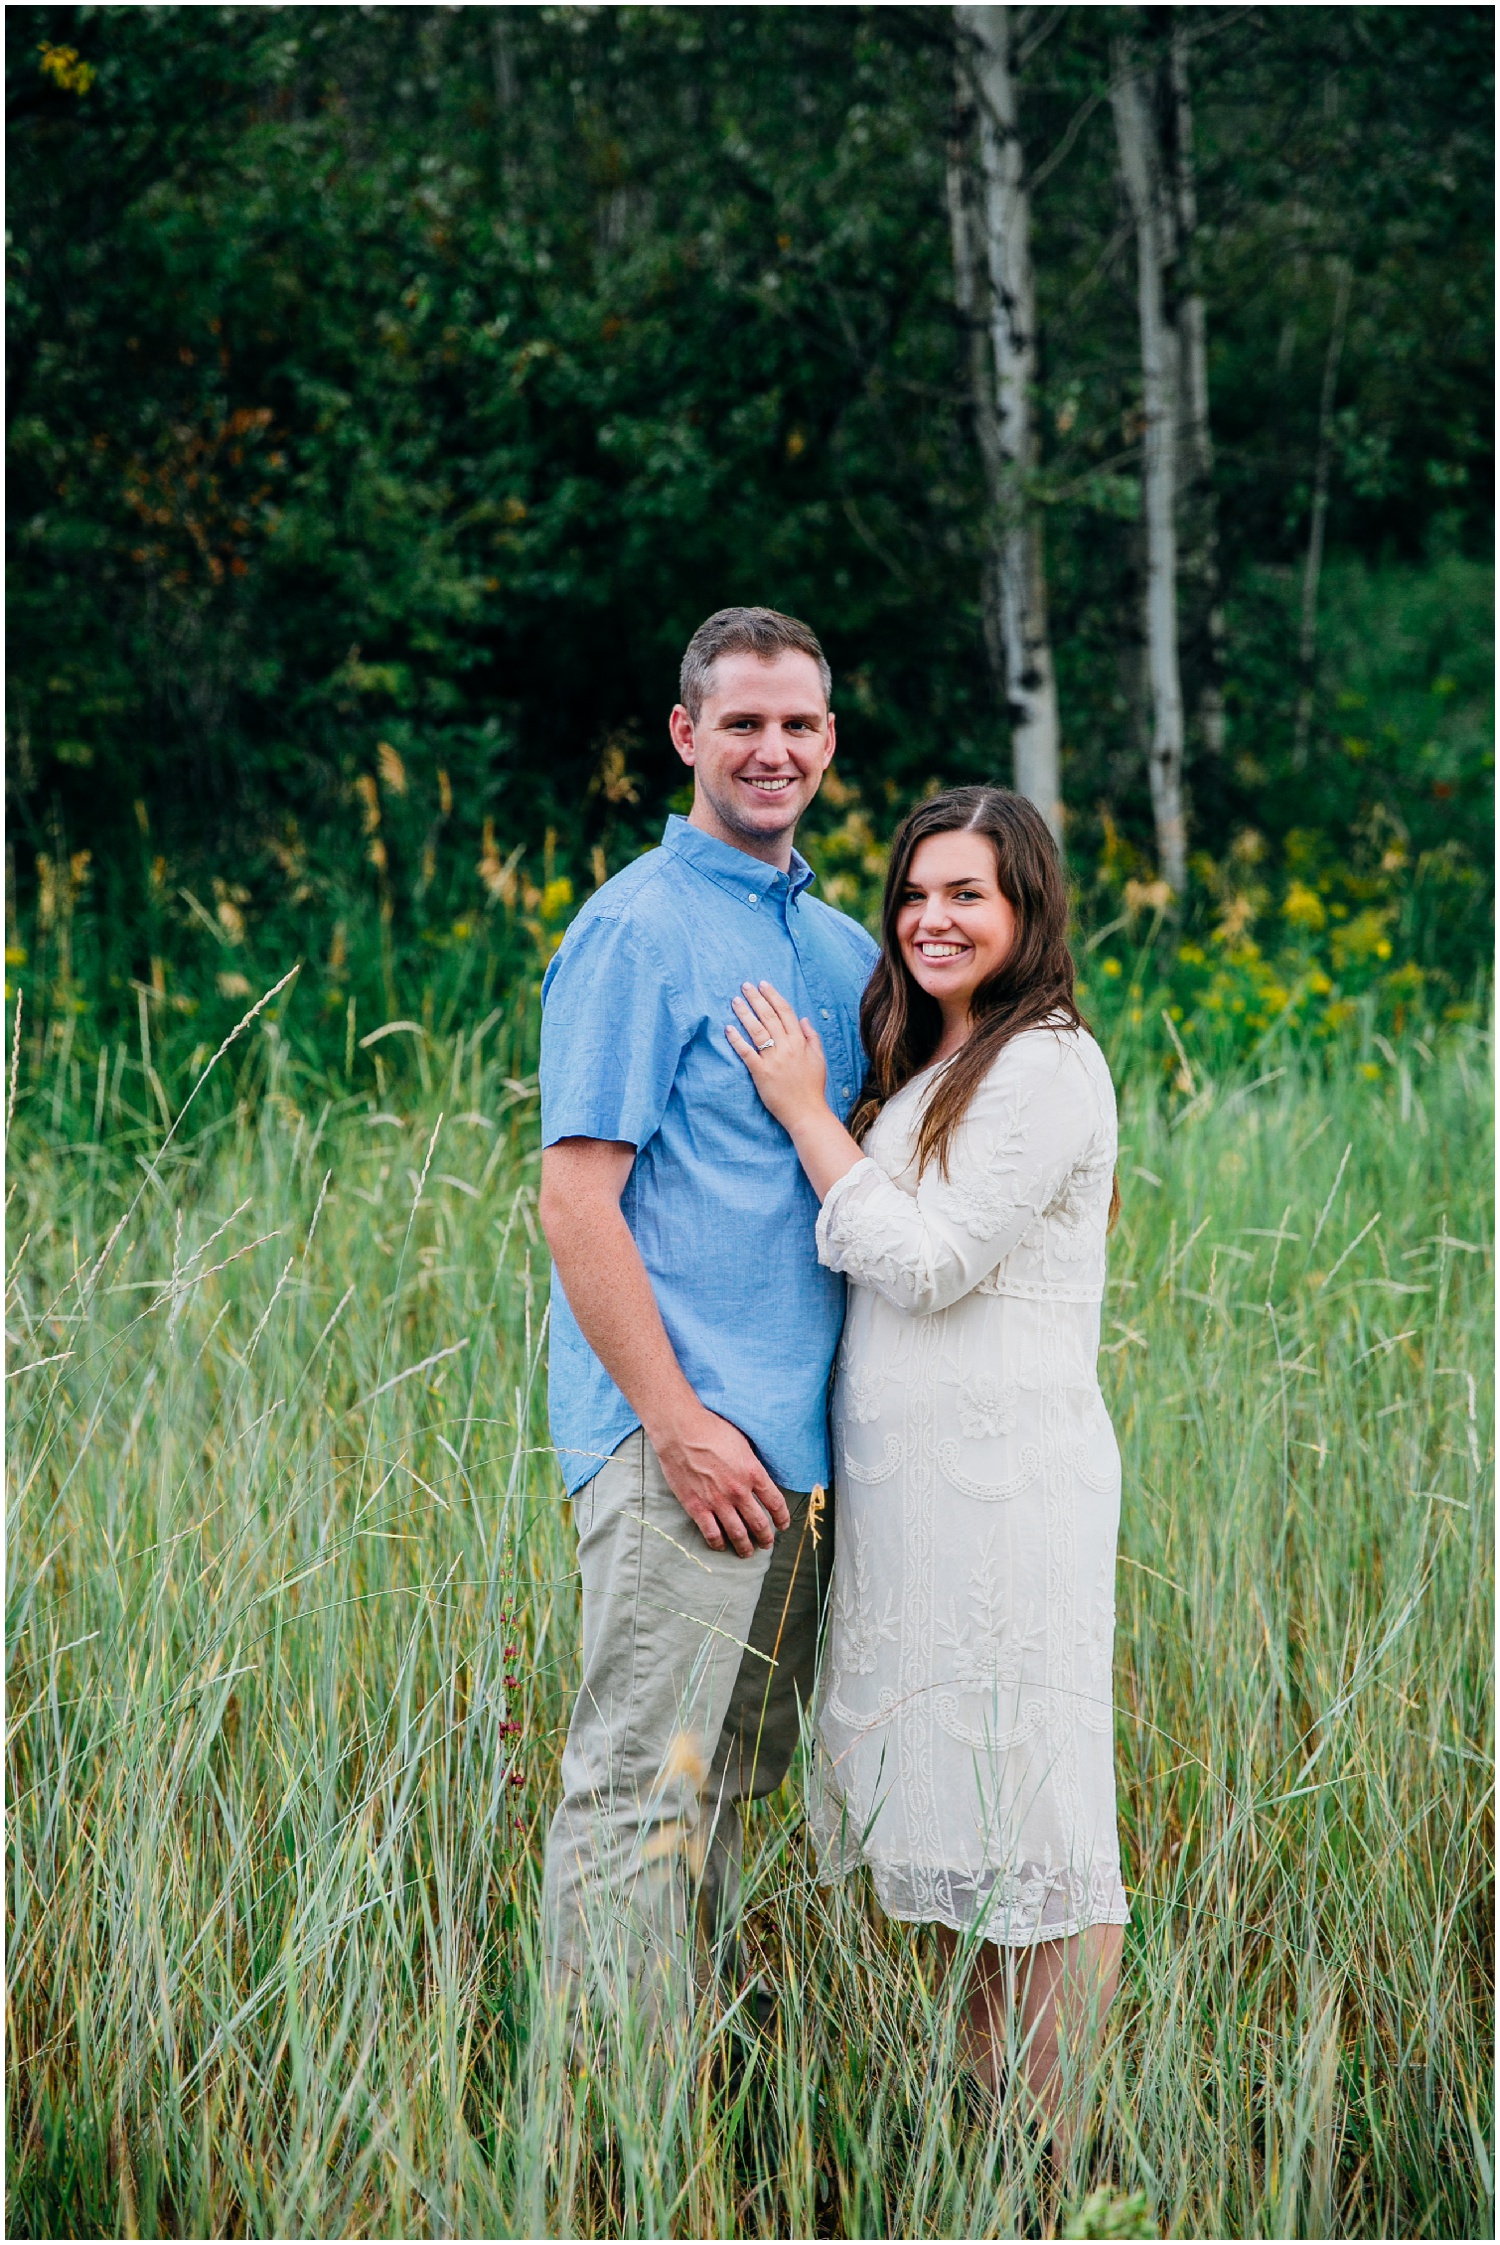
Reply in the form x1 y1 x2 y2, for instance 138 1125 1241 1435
933 1922 1010 2095
934 1921 1124 2156
1013 1923 1123 2161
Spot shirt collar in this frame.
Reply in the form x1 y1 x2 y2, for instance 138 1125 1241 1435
661 814 816 906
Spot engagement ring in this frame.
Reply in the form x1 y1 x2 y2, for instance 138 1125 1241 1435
757 1039 776 1052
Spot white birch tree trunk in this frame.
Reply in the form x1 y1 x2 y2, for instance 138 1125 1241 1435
946 53 1013 742
492 10 520 202
1169 24 1225 762
946 64 1005 532
953 5 1063 846
490 11 517 110
1113 45 1187 897
1293 260 1352 767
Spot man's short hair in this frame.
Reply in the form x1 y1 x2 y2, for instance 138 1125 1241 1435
678 606 832 722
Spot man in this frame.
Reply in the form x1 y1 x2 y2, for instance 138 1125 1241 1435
538 605 877 2037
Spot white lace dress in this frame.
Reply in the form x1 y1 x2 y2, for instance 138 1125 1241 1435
810 1021 1130 1945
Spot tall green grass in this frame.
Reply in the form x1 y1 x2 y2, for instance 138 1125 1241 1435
6 991 1493 2239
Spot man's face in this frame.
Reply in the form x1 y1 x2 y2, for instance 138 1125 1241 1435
669 649 836 863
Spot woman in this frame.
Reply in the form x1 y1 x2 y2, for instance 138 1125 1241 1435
725 785 1127 2146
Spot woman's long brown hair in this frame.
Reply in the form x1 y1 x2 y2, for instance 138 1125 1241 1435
851 787 1112 1212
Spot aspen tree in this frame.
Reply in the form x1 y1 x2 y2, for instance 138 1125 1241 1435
949 5 1063 846
490 12 517 111
1113 40 1187 897
1168 22 1225 763
1293 261 1353 768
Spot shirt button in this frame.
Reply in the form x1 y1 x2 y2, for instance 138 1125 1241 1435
746 892 759 909
841 1085 850 1098
820 1008 830 1020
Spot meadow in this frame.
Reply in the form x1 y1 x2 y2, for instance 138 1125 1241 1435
5 986 1493 2241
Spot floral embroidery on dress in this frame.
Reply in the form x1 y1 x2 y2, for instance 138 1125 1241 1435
932 1535 1047 1746
962 1851 1124 1944
833 1537 899 1677
844 1364 885 1425
957 1371 1020 1439
937 1537 1043 1693
998 1844 1066 1926
822 1194 879 1272
929 1098 1031 1243
819 1181 925 1292
1046 1172 1094 1260
1075 1552 1117 1735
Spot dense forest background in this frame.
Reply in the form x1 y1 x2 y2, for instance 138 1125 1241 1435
6 3 1493 1087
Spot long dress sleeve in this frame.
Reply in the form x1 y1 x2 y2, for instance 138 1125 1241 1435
815 1032 1098 1315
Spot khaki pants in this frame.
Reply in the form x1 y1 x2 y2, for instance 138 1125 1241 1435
540 1430 828 2036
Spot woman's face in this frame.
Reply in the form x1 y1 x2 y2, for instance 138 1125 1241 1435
895 830 1019 1018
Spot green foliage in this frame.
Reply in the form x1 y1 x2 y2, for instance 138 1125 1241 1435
6 5 1493 1041
6 998 1492 2237
1207 551 1493 895
1063 2185 1157 2240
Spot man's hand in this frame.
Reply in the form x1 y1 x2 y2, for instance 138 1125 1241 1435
540 1136 790 1557
649 1401 790 1557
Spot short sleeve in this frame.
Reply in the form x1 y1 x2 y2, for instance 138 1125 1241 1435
540 910 689 1151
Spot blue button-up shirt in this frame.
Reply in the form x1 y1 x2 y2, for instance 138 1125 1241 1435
540 815 879 1496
